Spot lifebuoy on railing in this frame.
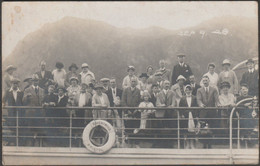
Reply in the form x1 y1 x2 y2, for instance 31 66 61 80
82 120 116 154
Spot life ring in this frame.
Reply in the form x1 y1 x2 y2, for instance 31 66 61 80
82 120 116 154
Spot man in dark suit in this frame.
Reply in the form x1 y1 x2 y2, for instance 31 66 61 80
121 77 141 147
3 78 24 146
171 54 193 85
106 78 123 107
188 75 201 96
240 59 259 97
35 61 53 94
149 84 159 107
196 75 219 148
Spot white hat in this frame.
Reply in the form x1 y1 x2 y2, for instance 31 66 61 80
81 63 89 68
100 78 110 82
40 61 46 66
222 59 231 65
176 75 186 82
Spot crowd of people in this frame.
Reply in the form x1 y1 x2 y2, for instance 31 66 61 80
2 54 259 148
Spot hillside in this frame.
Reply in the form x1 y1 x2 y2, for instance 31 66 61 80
3 16 258 86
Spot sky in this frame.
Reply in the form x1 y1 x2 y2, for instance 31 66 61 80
2 1 258 59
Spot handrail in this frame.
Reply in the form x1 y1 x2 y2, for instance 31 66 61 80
229 97 254 164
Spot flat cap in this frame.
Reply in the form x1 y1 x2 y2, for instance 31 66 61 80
222 59 231 65
81 63 89 68
5 65 17 72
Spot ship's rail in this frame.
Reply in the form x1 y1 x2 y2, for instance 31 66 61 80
2 98 259 163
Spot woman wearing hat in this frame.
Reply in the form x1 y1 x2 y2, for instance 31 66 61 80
179 84 198 149
218 81 236 135
52 62 66 87
217 59 239 95
92 83 111 120
66 77 81 97
79 63 95 86
65 63 80 87
171 75 186 106
3 65 17 91
137 73 152 97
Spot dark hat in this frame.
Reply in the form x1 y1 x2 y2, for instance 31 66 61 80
23 77 32 82
177 54 186 58
11 78 20 84
5 65 17 72
94 83 104 90
100 78 110 82
127 65 135 72
69 63 78 71
69 77 79 83
240 83 249 89
55 62 64 69
31 74 39 81
57 86 67 92
220 81 231 89
208 63 216 68
139 73 149 78
246 59 254 65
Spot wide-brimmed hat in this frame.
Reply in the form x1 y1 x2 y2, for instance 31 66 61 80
69 77 79 83
100 78 110 82
56 62 64 69
23 77 32 82
31 74 39 81
10 78 20 84
127 65 135 72
57 86 67 92
184 84 192 91
5 65 17 72
220 81 231 89
139 73 149 78
246 58 254 65
69 63 78 71
81 63 89 68
177 53 186 58
176 75 186 82
94 83 104 90
222 59 231 65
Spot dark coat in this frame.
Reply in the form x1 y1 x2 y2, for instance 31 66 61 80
179 95 198 118
121 87 141 107
35 70 53 90
149 93 157 107
190 83 201 96
171 63 193 85
240 70 259 96
106 87 123 107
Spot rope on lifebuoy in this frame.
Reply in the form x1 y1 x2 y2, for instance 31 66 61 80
82 120 116 154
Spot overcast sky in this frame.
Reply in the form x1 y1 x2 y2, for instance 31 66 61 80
2 1 258 58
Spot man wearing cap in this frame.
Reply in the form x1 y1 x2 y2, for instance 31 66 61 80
79 63 95 86
137 73 152 96
65 63 80 88
52 62 66 87
22 74 45 146
171 54 193 85
189 75 201 96
217 59 238 95
23 77 33 91
100 78 110 92
3 65 17 92
171 75 186 106
122 65 139 89
240 59 259 97
156 60 171 81
200 63 219 89
3 78 24 146
35 61 53 94
153 71 165 91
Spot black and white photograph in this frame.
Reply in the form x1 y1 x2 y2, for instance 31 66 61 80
2 1 259 165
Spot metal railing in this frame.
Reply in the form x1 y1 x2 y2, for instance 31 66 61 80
2 104 259 153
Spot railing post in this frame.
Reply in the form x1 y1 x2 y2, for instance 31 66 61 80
177 110 180 149
121 109 125 147
237 114 240 149
16 110 19 147
69 109 72 149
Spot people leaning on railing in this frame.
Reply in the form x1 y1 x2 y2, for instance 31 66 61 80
2 57 259 148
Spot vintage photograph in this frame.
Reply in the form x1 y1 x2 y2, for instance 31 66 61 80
2 1 259 165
